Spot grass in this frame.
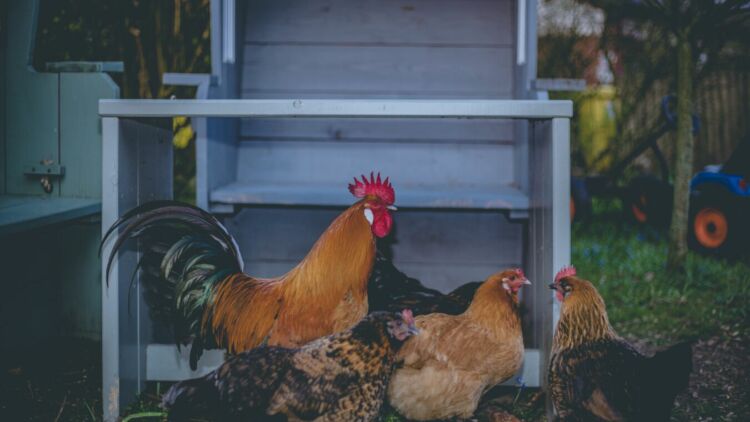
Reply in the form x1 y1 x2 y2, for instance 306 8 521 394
573 199 750 345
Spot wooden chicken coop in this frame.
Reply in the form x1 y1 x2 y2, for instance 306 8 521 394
100 0 571 420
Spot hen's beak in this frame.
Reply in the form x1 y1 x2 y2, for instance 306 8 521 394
523 278 532 285
408 325 420 336
387 205 397 211
548 283 557 290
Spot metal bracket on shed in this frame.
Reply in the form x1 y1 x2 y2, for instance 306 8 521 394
24 163 65 194
24 163 66 177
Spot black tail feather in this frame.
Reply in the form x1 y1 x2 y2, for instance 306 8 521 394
643 341 693 419
100 200 244 368
101 200 242 286
162 375 219 421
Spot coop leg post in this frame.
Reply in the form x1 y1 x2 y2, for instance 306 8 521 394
101 118 174 421
101 117 121 422
550 117 570 326
546 117 571 420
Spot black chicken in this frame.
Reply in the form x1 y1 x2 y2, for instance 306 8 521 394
367 251 481 316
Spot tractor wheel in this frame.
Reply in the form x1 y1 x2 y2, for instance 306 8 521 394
689 189 739 256
624 176 672 226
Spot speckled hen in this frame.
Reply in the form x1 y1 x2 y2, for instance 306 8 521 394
162 310 418 422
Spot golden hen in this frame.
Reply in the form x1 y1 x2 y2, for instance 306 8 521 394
548 266 692 421
387 268 530 420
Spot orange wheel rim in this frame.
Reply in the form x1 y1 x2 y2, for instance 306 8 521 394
631 195 648 223
570 196 576 222
694 208 728 249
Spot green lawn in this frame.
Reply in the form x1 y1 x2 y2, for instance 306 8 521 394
573 200 750 345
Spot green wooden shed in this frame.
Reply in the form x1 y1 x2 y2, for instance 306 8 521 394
0 0 120 350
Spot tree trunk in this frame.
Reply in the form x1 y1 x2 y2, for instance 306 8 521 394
667 35 694 272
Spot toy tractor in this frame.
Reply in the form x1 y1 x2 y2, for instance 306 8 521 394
689 135 749 256
571 95 700 226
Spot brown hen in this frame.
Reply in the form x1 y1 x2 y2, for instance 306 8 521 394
387 268 530 420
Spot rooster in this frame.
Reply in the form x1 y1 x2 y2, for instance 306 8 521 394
102 173 397 368
548 267 693 421
162 310 419 422
387 269 530 420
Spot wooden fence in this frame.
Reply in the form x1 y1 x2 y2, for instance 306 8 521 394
619 69 749 173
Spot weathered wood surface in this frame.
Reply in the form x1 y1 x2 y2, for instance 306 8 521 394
60 73 119 198
212 182 528 210
5 0 59 196
224 207 523 293
0 195 100 235
243 0 513 45
618 70 750 172
233 140 517 189
241 44 514 98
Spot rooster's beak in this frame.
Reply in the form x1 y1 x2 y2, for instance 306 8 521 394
408 325 420 336
387 205 397 211
548 283 557 290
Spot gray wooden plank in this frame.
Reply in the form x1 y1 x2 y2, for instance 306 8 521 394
233 140 516 188
101 118 173 421
60 73 119 198
101 117 121 422
244 0 513 46
239 118 515 143
241 45 514 97
98 99 575 119
224 207 523 292
0 195 100 235
146 345 225 381
211 182 528 210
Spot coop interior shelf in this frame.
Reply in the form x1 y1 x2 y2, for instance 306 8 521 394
0 195 101 235
210 182 529 212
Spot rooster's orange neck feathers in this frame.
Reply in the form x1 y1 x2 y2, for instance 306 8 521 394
553 278 616 352
284 201 375 294
207 200 376 353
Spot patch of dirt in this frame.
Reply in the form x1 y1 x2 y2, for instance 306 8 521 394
3 329 749 421
671 326 750 421
0 338 101 422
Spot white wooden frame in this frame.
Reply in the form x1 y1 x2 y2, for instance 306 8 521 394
100 98 571 421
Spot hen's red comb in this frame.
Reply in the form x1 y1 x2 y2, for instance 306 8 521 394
348 172 395 205
554 266 576 284
401 309 415 325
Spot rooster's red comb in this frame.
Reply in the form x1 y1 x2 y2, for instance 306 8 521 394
348 172 395 205
401 309 415 325
554 266 577 284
